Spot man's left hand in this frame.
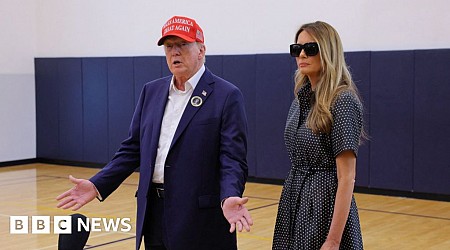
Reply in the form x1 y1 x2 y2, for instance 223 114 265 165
222 196 253 233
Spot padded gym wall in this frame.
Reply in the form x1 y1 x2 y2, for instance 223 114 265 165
35 49 450 196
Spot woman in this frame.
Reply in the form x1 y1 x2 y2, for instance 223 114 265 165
273 21 364 250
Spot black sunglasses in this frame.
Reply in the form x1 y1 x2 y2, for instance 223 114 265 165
290 42 319 57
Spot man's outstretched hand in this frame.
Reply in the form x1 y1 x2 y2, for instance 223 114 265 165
222 196 253 233
56 175 97 211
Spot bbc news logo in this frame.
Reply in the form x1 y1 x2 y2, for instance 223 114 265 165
10 216 132 234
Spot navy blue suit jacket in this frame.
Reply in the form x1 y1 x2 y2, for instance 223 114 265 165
90 67 248 250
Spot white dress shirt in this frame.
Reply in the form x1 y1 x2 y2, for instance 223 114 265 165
152 65 206 183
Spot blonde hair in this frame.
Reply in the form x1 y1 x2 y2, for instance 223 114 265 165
294 21 360 134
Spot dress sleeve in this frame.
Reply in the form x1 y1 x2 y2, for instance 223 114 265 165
330 91 363 157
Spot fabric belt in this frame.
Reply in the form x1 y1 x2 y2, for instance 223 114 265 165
151 183 165 198
292 167 336 175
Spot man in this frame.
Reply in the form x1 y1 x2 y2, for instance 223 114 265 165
56 15 253 250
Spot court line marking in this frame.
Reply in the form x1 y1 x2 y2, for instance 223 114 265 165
84 236 135 249
0 176 55 187
39 174 138 186
358 208 450 221
249 203 279 211
2 169 449 221
246 195 279 201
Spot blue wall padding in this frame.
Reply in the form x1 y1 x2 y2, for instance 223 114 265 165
35 58 60 159
370 51 415 191
345 52 371 187
57 59 83 162
222 55 257 177
107 58 135 158
133 57 163 105
82 58 109 163
205 55 223 77
34 49 450 195
161 58 171 77
413 49 450 194
254 54 292 179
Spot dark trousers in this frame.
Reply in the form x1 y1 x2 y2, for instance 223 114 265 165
143 184 167 250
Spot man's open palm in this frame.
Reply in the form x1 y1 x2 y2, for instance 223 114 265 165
56 175 97 211
222 196 253 233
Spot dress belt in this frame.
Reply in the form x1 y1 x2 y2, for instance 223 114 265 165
292 166 336 174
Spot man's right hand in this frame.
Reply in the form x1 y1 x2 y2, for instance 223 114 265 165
56 175 97 211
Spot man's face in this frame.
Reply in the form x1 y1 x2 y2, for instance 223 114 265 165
163 36 205 83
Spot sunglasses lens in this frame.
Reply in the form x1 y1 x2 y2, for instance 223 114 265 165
290 44 302 57
290 43 319 57
304 43 319 56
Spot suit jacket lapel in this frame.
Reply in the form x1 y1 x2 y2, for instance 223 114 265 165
169 68 214 151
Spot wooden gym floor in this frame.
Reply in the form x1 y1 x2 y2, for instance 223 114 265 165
0 163 449 249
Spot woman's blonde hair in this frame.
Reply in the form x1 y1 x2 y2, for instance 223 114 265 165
294 21 360 134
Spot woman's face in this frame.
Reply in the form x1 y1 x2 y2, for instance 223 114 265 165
296 30 321 84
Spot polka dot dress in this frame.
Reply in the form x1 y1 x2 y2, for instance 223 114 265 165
273 82 364 250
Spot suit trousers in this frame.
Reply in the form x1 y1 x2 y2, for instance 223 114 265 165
144 184 167 250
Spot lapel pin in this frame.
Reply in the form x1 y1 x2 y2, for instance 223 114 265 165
191 96 203 107
202 90 207 96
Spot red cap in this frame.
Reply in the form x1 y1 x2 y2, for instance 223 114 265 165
157 16 204 46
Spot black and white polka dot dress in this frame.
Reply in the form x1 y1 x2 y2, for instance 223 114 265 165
273 82 364 250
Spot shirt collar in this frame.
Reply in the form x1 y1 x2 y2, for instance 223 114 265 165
170 64 205 93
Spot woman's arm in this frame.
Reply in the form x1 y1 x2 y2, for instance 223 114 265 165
322 149 356 250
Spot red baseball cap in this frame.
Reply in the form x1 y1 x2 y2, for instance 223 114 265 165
157 16 204 46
